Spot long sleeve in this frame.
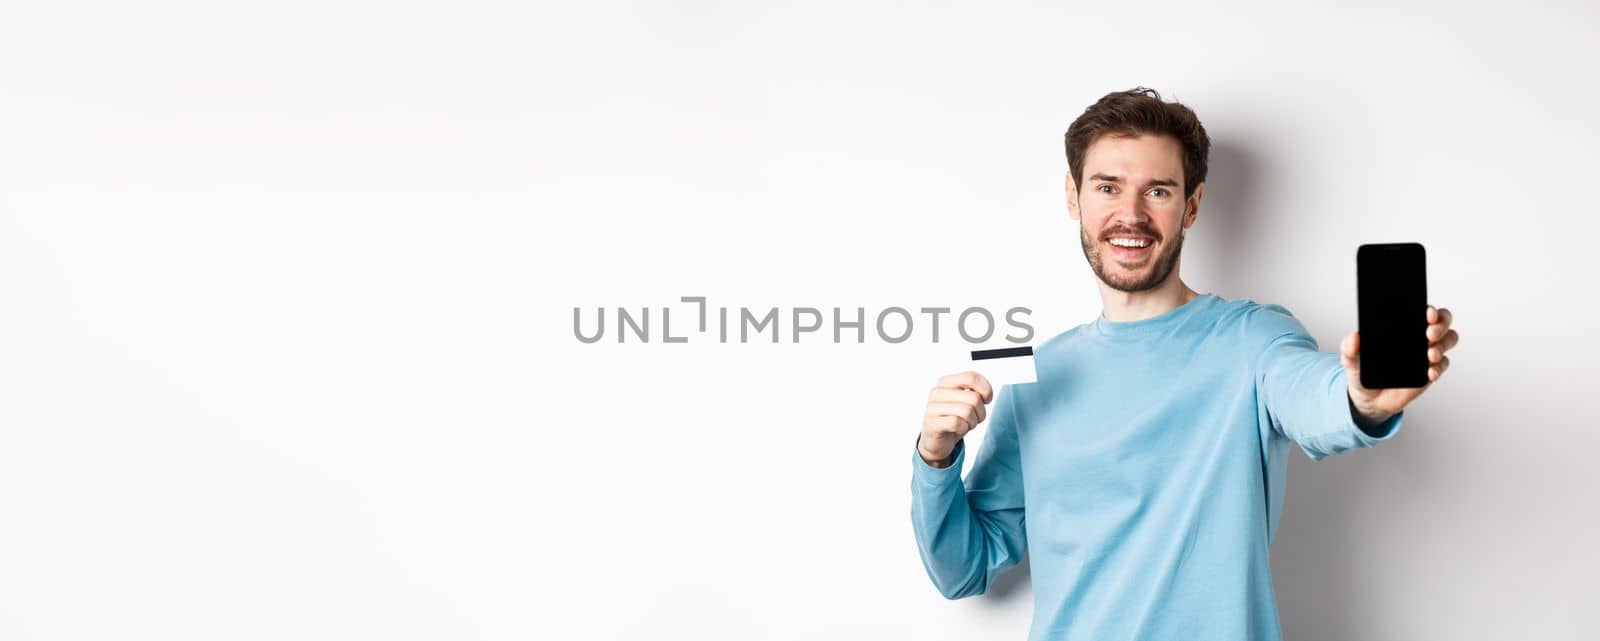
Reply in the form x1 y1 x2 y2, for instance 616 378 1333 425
909 386 1027 599
1250 304 1405 461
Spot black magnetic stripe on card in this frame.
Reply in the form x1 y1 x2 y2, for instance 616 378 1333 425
971 346 1033 360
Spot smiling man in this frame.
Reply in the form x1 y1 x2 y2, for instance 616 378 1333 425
909 87 1460 640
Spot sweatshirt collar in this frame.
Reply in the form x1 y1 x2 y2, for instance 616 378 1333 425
1092 293 1217 340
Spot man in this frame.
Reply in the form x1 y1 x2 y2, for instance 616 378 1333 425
909 87 1460 640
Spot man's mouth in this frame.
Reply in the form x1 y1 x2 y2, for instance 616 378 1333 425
1104 235 1156 262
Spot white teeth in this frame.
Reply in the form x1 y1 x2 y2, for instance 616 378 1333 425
1109 238 1150 248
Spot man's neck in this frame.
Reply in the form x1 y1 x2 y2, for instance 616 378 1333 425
1098 277 1200 323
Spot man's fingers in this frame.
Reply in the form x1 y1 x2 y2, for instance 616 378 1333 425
926 401 982 428
936 371 994 403
927 414 972 437
1429 354 1451 381
928 387 987 423
1341 332 1360 369
922 372 996 449
1427 306 1454 342
1429 329 1460 361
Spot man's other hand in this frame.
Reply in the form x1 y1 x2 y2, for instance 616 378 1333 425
919 371 995 468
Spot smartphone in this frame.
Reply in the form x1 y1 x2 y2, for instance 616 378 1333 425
1356 243 1429 388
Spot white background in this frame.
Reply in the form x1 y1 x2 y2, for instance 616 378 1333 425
2 1 1596 639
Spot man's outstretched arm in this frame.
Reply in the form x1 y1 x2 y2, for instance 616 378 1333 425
1254 305 1408 460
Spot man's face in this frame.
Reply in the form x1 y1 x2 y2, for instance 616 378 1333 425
1067 133 1202 293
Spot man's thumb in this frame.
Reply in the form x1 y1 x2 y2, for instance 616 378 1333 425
1340 331 1360 370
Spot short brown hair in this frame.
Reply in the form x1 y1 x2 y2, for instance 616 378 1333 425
1064 87 1211 200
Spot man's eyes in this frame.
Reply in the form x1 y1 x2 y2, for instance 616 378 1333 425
1095 184 1170 197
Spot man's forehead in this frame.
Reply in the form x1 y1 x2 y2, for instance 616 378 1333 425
1082 134 1184 184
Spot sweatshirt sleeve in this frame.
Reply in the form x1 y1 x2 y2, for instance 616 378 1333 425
1250 303 1405 461
909 386 1027 599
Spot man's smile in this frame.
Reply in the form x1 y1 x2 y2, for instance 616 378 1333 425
1105 234 1157 263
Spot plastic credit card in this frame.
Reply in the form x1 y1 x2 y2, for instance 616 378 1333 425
970 346 1036 386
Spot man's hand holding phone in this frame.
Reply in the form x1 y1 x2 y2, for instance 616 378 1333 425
919 371 995 469
1342 304 1459 428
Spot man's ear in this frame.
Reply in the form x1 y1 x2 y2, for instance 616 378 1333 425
1183 181 1204 229
1066 173 1080 221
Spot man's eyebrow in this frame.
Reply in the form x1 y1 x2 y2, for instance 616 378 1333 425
1088 173 1181 188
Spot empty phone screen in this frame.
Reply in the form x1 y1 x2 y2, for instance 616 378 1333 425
1356 243 1428 388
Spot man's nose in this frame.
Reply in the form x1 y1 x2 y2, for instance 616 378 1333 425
1113 194 1152 226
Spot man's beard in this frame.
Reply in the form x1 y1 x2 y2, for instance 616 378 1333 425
1078 223 1186 293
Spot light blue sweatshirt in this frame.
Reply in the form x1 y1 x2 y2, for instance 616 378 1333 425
910 293 1404 640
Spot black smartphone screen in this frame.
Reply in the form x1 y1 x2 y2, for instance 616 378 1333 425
1356 243 1429 388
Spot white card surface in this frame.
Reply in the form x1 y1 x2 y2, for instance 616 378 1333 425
971 346 1037 386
